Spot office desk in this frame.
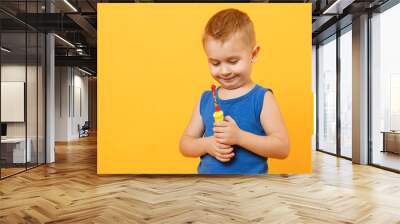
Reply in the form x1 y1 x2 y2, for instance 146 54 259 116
381 131 400 154
1 138 31 163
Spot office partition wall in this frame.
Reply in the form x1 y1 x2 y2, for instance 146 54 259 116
0 0 47 179
0 31 28 177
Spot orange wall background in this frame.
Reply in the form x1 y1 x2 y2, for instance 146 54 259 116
98 3 312 174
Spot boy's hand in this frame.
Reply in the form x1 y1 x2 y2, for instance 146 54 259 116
213 116 242 145
205 136 235 162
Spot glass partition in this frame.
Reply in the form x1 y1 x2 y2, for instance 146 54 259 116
1 30 28 177
0 1 46 179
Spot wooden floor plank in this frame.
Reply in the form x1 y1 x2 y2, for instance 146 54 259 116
0 134 400 223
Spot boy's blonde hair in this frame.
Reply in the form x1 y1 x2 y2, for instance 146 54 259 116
202 8 256 49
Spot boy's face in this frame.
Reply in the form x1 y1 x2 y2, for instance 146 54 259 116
204 32 259 90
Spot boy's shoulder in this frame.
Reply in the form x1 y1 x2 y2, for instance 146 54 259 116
199 90 213 106
255 83 273 93
200 90 212 99
250 84 273 100
201 89 212 94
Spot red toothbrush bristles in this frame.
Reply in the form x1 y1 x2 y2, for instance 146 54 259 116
210 85 215 99
211 85 216 99
211 84 220 112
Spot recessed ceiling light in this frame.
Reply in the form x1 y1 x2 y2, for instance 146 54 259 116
77 67 93 76
63 0 78 12
1 47 11 53
54 34 75 48
323 0 355 15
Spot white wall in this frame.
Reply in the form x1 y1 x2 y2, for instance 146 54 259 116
55 67 70 141
312 45 316 151
55 67 89 141
1 82 25 122
73 72 89 138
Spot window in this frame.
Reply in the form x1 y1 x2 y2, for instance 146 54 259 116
371 2 400 171
318 35 337 154
339 27 352 158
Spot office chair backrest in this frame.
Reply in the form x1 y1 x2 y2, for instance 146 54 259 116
82 121 90 129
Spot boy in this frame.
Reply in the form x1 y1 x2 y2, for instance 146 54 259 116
179 8 290 174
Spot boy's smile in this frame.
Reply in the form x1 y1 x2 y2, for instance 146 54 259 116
204 32 259 90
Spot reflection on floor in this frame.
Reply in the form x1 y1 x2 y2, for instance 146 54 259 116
0 162 42 178
0 167 25 178
373 150 400 171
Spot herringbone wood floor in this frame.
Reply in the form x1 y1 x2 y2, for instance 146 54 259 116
1 134 400 223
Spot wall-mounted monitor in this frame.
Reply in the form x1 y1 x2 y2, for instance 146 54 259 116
1 82 25 122
1 123 7 137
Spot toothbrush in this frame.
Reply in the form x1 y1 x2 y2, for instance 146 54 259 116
211 84 224 123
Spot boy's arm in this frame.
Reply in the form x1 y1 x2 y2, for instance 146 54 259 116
214 91 290 159
240 91 290 158
179 100 209 157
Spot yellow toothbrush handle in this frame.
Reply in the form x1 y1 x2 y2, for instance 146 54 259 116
213 110 224 123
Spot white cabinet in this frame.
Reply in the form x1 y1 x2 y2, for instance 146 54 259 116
1 138 32 163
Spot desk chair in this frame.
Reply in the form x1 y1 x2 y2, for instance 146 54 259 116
79 121 90 138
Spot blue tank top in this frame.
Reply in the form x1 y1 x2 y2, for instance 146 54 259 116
198 84 272 174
